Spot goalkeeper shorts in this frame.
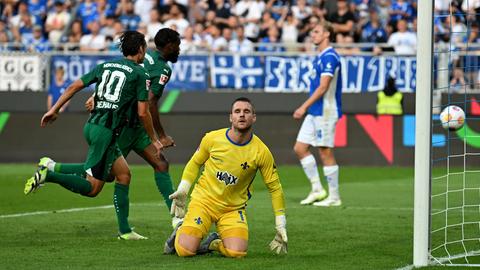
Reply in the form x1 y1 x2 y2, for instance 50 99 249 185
178 199 249 240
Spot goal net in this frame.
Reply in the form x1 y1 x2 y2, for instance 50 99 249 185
415 0 480 267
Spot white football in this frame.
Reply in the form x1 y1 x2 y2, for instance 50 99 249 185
440 105 465 131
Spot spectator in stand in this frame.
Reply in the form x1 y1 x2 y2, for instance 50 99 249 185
134 0 155 24
45 0 70 45
96 0 115 27
48 66 70 112
112 19 125 41
208 23 228 51
328 0 356 42
450 67 467 93
66 20 83 50
12 13 36 47
0 20 13 43
28 0 47 25
164 4 189 37
204 9 216 28
119 1 141 31
137 22 150 43
10 2 37 29
360 9 387 43
298 15 320 42
388 0 414 29
233 0 265 42
291 0 312 22
187 0 208 25
228 25 253 53
0 31 10 51
336 34 360 55
180 25 197 52
100 15 116 37
79 21 106 51
278 9 299 51
76 0 98 34
222 27 232 44
258 11 277 39
24 25 51 52
192 22 211 51
387 19 416 55
147 9 164 41
211 0 232 29
258 26 285 53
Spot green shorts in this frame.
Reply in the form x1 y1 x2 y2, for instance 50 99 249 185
117 126 151 157
83 123 122 181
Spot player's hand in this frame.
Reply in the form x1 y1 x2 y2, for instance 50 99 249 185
152 140 163 158
85 96 94 112
40 110 59 127
269 215 288 254
160 135 176 148
293 107 306 120
169 180 192 218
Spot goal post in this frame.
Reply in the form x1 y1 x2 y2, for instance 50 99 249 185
414 0 434 267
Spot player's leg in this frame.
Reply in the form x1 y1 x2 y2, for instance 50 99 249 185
133 130 176 225
312 116 341 207
137 144 174 211
210 209 249 258
166 200 213 256
294 115 327 204
38 157 86 177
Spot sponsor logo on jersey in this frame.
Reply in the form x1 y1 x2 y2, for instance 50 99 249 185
159 74 169 85
146 79 151 91
216 171 238 186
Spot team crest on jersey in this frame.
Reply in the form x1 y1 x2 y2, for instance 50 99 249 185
240 162 250 170
159 74 169 85
216 171 238 186
194 217 202 225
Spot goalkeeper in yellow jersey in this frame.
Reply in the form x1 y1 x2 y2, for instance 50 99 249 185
163 97 287 258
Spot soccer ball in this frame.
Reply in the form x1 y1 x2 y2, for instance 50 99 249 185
440 105 465 131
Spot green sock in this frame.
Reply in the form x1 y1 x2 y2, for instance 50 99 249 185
114 183 131 234
154 172 174 211
45 171 92 195
54 163 86 177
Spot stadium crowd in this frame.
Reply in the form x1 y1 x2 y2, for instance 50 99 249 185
0 0 427 54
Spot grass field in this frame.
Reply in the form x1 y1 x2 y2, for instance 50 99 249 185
0 164 422 269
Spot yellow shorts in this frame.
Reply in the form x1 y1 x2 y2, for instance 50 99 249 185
177 199 249 240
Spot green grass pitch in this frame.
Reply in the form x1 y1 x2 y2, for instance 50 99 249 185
0 164 429 269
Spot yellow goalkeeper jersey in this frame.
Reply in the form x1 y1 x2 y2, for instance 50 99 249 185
181 128 285 216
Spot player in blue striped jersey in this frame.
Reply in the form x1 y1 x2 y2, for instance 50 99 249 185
293 21 343 207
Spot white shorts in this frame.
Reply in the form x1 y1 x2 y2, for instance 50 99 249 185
296 114 338 148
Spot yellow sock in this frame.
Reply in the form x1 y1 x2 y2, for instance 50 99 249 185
216 241 246 258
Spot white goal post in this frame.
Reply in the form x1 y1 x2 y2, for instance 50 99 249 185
414 0 433 267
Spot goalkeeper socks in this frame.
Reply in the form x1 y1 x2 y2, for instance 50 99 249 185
154 172 174 210
45 171 92 195
323 165 339 198
114 183 131 234
216 241 246 258
54 163 86 177
300 155 324 192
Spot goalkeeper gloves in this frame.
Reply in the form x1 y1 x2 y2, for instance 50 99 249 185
169 180 191 218
269 215 288 254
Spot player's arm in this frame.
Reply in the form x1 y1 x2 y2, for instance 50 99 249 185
148 91 174 147
137 71 163 156
293 75 333 119
259 147 288 254
169 133 212 218
41 79 85 127
149 65 174 147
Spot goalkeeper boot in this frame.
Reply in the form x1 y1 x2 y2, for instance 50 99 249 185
118 230 148 240
24 166 47 195
300 189 327 205
313 196 342 207
164 221 183 255
197 232 220 255
38 157 55 171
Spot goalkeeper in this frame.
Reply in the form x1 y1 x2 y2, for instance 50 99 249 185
164 97 287 258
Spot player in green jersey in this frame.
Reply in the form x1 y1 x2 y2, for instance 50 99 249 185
24 31 162 240
117 28 182 229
